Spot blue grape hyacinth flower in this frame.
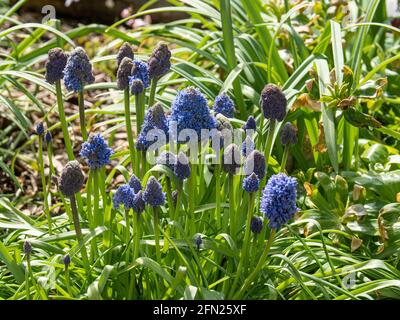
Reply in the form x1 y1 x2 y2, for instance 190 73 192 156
136 103 169 151
260 84 287 122
143 176 166 207
244 150 266 180
169 87 217 142
250 216 264 234
174 151 191 180
148 43 171 80
35 122 45 136
260 173 299 230
128 174 142 193
132 191 145 214
213 92 234 118
128 59 150 89
242 116 256 131
241 136 255 156
64 47 95 92
80 134 113 169
113 184 135 209
243 172 260 193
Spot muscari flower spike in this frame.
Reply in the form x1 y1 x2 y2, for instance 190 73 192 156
169 87 217 141
243 172 260 193
136 103 169 151
128 174 142 193
113 184 135 209
130 78 144 95
63 254 71 267
64 47 95 92
117 57 133 90
148 43 171 80
194 234 202 250
143 176 166 207
45 48 68 84
250 216 264 234
174 151 190 180
260 173 299 230
116 42 134 66
156 151 176 171
23 241 32 255
241 136 255 156
242 116 256 131
80 134 113 169
222 144 241 175
129 60 150 89
36 122 45 136
59 160 84 196
280 122 298 145
45 131 52 144
260 84 287 122
213 92 234 118
244 150 266 180
132 190 145 214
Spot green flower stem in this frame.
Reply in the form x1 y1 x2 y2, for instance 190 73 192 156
280 145 290 173
228 173 236 237
38 136 52 234
148 78 158 108
78 90 88 141
93 169 100 227
85 170 98 262
133 213 141 261
165 177 174 219
263 119 276 177
124 88 136 168
187 163 196 234
152 206 161 263
233 229 276 299
215 162 221 230
135 92 145 135
65 264 72 296
25 254 31 300
141 151 147 178
174 181 183 232
69 194 91 279
229 191 255 298
55 80 74 160
124 209 130 261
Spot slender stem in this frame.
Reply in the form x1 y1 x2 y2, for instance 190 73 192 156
141 151 147 178
263 119 276 175
25 255 31 300
125 209 130 261
187 163 196 234
55 80 74 160
93 169 100 227
215 163 221 230
133 213 141 261
65 265 72 296
148 78 158 108
165 177 174 219
78 90 88 141
280 145 290 173
229 192 255 298
152 206 161 263
234 229 276 299
38 137 51 234
229 173 235 237
124 89 136 168
69 194 91 279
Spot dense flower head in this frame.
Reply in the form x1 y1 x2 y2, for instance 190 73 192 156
148 43 171 79
64 47 95 92
128 174 142 193
23 241 32 255
250 216 264 234
132 190 145 213
59 160 84 196
116 42 134 66
280 122 298 145
222 144 241 175
36 122 45 136
260 84 287 122
128 59 150 89
243 172 260 193
174 151 191 180
241 136 255 156
169 87 217 141
130 78 144 95
80 134 113 169
143 176 166 206
242 116 256 131
113 184 134 209
260 173 299 229
117 57 133 90
136 103 169 151
63 254 71 266
45 131 52 144
156 151 176 171
244 150 266 180
45 48 68 84
213 93 234 118
194 234 202 250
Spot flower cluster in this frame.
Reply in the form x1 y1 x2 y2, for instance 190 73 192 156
243 172 260 193
280 122 298 145
116 42 134 66
260 173 299 229
148 43 171 80
143 176 166 206
45 48 68 84
213 93 234 118
250 216 264 234
117 57 134 90
260 84 287 122
59 160 84 196
64 47 95 92
244 150 266 180
129 60 150 90
80 134 113 169
113 182 145 214
242 116 256 131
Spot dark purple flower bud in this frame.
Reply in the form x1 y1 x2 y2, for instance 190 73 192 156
243 172 260 193
130 78 144 95
194 234 202 250
242 116 256 131
222 144 241 175
174 151 190 180
260 84 287 122
59 160 84 196
143 176 166 206
45 131 52 144
128 174 142 193
148 43 171 80
132 190 145 214
244 150 266 180
63 254 71 266
117 57 133 90
23 241 32 255
280 122 298 145
117 42 134 66
250 216 264 234
36 122 45 136
45 48 68 84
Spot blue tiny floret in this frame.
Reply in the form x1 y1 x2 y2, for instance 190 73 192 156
128 59 150 89
113 184 135 209
64 47 95 92
213 93 234 118
80 133 113 169
243 173 260 193
143 176 166 206
128 174 142 193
